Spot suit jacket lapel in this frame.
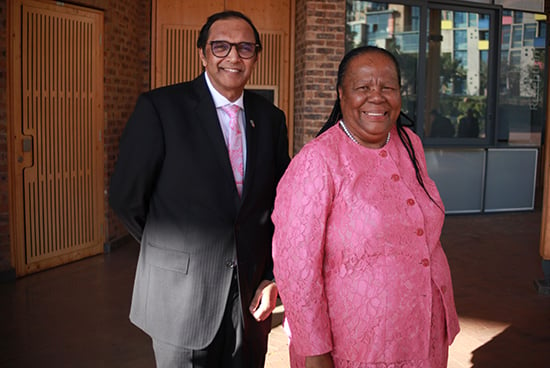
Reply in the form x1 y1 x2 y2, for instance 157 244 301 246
242 92 258 200
192 75 239 194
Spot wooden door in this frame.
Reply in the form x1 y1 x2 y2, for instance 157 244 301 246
151 0 295 151
8 0 105 276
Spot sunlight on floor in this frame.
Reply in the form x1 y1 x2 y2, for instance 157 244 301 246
266 315 512 368
266 324 290 368
448 316 511 368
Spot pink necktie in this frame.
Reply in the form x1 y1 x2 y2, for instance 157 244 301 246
222 104 244 196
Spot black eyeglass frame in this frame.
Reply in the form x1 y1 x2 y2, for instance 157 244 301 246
208 40 260 59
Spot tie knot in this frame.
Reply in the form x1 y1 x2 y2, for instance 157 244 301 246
222 104 240 119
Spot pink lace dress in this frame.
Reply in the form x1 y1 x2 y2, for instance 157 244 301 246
272 124 459 368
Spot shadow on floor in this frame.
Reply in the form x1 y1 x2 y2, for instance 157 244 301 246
441 211 550 368
1 211 549 367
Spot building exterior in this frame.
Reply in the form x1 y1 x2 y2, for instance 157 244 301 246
1 0 549 277
344 1 547 215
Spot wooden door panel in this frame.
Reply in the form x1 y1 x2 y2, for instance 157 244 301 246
226 0 291 30
152 0 221 87
10 0 104 275
159 25 203 86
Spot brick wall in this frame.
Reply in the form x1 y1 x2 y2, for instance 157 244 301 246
293 0 345 153
0 0 150 275
97 0 152 244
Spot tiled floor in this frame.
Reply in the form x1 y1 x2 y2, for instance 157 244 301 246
1 211 549 367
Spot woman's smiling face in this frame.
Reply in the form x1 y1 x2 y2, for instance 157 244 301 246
338 51 402 148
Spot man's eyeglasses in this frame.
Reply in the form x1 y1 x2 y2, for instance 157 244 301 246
209 41 259 59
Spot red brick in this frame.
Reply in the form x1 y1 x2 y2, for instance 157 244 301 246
294 0 345 153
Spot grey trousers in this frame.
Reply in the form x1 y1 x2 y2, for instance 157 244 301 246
152 272 247 368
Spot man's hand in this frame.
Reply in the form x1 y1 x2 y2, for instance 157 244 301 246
249 280 278 322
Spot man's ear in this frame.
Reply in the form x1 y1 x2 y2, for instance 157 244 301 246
199 48 207 67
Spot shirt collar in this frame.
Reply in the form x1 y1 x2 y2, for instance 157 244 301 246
204 72 244 110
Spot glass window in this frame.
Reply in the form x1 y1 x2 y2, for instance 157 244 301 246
513 11 523 24
498 11 546 146
454 50 468 68
410 7 420 32
479 14 490 29
345 2 547 148
480 30 489 41
500 50 508 64
480 50 488 64
511 25 522 48
502 25 510 49
454 12 467 28
468 13 477 27
367 13 392 40
345 1 421 121
523 24 536 46
454 30 467 50
540 22 547 38
425 9 488 139
510 50 521 65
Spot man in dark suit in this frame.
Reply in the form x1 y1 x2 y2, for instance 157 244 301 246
109 10 290 368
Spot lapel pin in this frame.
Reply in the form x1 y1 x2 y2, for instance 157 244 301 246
250 120 255 128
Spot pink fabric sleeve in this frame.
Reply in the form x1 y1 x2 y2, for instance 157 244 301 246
272 145 334 356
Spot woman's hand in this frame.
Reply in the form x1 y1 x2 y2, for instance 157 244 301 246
305 353 334 368
249 280 278 321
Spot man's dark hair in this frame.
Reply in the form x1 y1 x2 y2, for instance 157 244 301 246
197 10 263 54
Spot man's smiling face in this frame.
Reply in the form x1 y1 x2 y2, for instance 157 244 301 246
200 17 258 102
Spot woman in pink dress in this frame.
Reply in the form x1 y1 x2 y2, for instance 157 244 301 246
272 46 460 368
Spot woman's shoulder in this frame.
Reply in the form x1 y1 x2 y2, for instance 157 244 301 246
293 124 343 160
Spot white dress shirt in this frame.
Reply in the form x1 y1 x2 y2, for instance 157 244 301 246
204 72 247 173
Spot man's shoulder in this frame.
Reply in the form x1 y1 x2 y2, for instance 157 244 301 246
139 76 207 107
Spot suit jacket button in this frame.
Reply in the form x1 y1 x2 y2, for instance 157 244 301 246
225 260 236 268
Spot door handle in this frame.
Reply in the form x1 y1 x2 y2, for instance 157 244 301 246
18 136 33 167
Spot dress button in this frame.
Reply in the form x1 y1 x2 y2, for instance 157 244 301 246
379 150 388 158
407 198 415 206
416 228 424 236
421 258 430 267
391 174 400 182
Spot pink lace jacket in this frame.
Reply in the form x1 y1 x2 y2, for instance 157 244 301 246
272 124 460 364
